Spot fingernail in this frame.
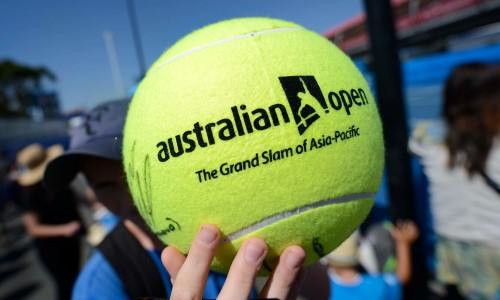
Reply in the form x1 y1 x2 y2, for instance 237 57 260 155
285 250 304 270
245 241 266 264
197 226 217 245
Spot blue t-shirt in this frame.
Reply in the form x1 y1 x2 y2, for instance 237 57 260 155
72 249 227 299
328 272 402 300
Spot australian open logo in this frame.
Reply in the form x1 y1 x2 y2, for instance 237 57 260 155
279 76 329 135
279 75 369 135
155 75 370 162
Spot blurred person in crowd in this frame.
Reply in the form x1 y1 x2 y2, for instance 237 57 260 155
0 149 20 216
82 186 119 246
43 99 307 300
0 149 12 236
357 220 398 275
409 63 500 299
0 149 8 208
15 143 85 300
323 220 419 300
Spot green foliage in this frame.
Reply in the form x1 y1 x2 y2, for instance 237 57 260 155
0 59 57 117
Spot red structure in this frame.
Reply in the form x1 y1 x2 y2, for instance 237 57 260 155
324 0 500 57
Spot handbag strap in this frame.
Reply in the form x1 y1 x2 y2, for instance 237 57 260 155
479 170 500 195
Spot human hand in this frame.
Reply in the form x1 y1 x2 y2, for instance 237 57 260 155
390 220 419 245
161 224 306 300
62 220 81 237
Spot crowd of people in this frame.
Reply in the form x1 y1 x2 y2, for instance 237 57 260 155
1 61 499 299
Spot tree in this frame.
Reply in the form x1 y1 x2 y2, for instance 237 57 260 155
0 59 57 117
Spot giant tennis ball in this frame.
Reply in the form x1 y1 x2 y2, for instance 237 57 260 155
123 17 384 274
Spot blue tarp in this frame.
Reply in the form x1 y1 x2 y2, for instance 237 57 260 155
404 43 500 86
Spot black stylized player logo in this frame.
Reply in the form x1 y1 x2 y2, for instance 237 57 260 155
279 76 329 135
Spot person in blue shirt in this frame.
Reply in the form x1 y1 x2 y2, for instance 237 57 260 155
43 99 307 300
322 220 419 300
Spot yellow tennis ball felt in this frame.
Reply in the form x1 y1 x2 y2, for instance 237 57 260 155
123 17 384 274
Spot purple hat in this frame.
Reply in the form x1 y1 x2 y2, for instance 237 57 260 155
44 98 130 191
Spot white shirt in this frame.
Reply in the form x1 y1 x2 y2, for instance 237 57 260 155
409 120 500 248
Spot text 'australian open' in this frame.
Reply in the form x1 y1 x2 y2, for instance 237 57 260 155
156 78 370 163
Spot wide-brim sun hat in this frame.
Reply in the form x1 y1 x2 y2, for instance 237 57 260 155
17 143 64 187
43 98 130 192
